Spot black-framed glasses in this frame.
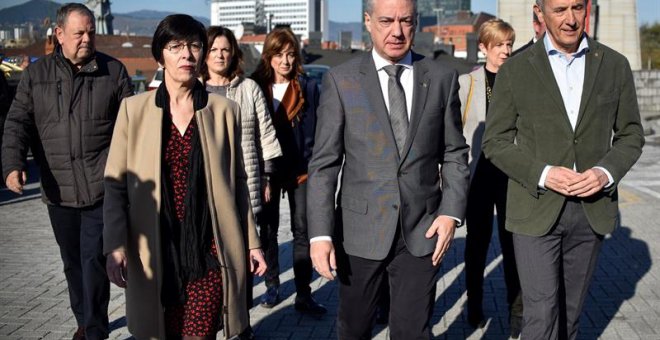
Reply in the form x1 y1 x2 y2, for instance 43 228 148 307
165 42 203 54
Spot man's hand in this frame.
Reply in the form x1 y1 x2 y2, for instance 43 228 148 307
249 248 267 276
310 240 336 280
544 166 580 196
425 216 457 266
567 168 609 198
106 250 127 288
5 170 27 194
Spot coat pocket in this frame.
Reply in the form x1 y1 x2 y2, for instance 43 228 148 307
340 194 368 215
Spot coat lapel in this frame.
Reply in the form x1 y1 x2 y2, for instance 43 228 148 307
360 54 399 158
472 67 486 123
575 38 603 130
401 52 429 163
528 41 573 132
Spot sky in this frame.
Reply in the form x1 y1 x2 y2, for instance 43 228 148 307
1 0 658 25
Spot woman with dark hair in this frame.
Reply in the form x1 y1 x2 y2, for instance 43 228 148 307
249 27 324 315
202 26 282 221
103 14 266 340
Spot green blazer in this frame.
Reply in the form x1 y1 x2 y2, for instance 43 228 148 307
482 37 644 236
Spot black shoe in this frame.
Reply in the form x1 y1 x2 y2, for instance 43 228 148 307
510 315 522 339
260 285 279 308
72 327 85 340
294 295 327 315
237 325 255 340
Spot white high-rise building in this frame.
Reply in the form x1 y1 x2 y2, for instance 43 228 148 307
211 0 265 29
210 0 328 41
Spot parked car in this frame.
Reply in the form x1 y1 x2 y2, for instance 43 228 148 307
303 64 330 92
148 67 163 91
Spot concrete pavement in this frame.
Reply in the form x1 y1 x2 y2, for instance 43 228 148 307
1 139 659 339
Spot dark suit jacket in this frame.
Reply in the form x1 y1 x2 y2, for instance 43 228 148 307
482 37 644 237
307 51 470 260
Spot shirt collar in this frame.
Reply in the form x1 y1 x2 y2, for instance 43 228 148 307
544 33 589 57
372 49 413 71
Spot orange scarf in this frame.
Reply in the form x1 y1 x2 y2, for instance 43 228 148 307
274 77 305 125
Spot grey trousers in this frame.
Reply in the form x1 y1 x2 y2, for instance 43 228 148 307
513 200 604 340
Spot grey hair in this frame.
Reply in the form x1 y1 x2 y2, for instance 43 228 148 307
56 3 94 28
536 0 589 12
365 0 418 16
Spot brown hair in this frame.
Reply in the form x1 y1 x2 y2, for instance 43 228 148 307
478 18 515 48
250 27 304 88
201 26 244 82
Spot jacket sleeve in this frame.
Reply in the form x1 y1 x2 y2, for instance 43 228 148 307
306 70 344 239
251 80 282 170
302 77 319 166
230 101 260 249
595 57 644 185
482 64 548 197
103 98 130 255
2 67 34 181
117 63 134 102
436 71 470 223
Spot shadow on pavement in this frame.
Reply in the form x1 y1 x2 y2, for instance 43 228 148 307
578 224 651 339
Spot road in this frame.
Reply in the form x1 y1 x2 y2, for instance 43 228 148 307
0 139 659 339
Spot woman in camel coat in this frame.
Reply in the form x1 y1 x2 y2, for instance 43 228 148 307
103 14 265 339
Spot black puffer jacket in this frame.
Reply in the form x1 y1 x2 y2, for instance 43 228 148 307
2 48 133 207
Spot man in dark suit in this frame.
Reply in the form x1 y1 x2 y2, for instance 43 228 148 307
482 0 644 338
306 0 469 338
512 11 546 56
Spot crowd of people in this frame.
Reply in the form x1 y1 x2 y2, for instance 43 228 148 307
0 0 645 339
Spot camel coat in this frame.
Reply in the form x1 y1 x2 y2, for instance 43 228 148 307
103 90 260 339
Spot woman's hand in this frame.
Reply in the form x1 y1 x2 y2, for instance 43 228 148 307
262 178 272 203
106 250 128 288
249 248 267 276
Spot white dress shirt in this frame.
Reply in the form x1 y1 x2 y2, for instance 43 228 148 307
373 49 414 119
538 34 613 188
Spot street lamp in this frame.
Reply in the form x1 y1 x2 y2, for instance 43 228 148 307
432 7 444 43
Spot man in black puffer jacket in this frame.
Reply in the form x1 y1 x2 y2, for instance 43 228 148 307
2 3 132 339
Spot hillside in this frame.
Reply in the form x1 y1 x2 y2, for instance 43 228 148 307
0 0 59 27
0 1 210 37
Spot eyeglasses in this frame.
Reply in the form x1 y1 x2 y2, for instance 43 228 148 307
165 42 203 54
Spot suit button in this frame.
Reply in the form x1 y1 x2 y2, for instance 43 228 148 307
574 139 578 144
392 204 398 209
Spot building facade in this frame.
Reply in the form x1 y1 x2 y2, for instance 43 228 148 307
210 0 328 41
418 0 471 17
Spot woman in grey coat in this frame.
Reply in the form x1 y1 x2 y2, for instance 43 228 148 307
202 26 282 216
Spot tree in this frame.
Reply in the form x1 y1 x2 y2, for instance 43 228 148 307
640 23 660 69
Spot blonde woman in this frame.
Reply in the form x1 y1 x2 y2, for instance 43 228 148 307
460 18 522 336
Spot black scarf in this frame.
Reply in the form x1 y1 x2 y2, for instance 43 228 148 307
156 79 219 306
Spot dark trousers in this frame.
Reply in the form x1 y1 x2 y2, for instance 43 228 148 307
336 230 438 340
464 156 522 318
513 200 603 340
47 202 109 340
258 180 312 296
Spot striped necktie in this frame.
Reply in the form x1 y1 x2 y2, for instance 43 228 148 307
383 64 409 156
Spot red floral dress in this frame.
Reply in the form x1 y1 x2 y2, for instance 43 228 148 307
163 118 223 337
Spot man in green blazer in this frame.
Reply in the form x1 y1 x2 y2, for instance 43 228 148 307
482 0 644 338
